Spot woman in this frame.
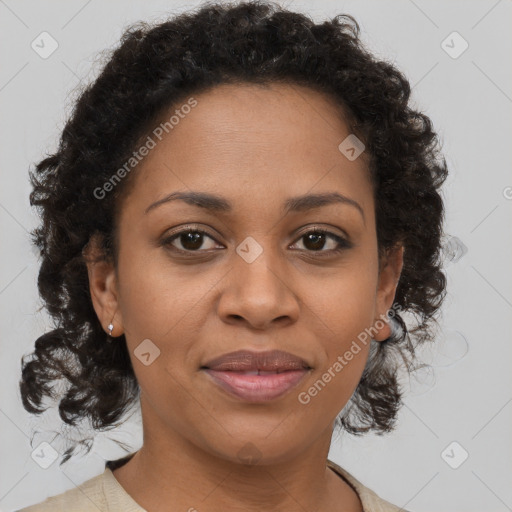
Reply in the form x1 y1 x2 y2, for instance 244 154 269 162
18 1 448 510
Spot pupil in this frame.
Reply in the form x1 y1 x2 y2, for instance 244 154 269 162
182 232 203 250
306 232 325 250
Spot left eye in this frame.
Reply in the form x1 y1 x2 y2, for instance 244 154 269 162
290 229 350 253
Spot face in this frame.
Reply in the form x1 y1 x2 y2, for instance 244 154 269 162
86 82 403 465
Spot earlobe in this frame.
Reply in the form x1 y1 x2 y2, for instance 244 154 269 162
83 235 123 337
374 244 404 342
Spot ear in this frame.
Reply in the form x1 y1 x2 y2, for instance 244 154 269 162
82 233 123 337
373 244 404 341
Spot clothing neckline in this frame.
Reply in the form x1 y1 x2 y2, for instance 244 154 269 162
103 454 374 511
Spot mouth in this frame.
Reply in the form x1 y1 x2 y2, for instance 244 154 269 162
200 349 312 402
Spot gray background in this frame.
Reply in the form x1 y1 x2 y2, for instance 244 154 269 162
1 1 511 511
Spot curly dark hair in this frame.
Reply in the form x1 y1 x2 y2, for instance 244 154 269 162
20 0 448 465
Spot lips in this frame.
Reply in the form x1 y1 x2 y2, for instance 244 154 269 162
202 349 311 372
201 350 311 402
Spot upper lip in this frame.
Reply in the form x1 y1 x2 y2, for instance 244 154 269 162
202 349 311 372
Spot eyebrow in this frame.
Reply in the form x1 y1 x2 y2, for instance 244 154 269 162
144 190 365 221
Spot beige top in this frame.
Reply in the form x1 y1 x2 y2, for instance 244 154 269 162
17 457 408 512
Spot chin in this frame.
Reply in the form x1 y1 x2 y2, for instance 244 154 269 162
200 430 307 467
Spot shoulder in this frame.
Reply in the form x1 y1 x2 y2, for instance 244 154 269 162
16 465 144 512
17 454 144 512
16 471 107 512
327 459 410 512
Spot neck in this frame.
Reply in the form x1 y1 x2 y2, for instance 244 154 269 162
112 399 362 512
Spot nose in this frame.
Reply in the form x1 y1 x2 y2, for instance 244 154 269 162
216 248 300 331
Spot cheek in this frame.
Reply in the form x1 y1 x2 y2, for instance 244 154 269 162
300 261 377 409
298 272 375 415
116 247 220 398
308 261 378 342
117 244 213 340
314 297 373 405
296 342 370 429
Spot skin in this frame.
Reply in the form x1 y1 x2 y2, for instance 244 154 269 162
85 82 403 512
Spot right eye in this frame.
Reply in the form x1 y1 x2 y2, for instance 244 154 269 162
161 227 224 253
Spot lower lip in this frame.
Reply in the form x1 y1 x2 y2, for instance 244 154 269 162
203 369 309 402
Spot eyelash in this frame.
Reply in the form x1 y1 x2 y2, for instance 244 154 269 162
161 225 352 257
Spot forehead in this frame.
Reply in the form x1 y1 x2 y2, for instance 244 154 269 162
119 82 373 219
165 82 356 157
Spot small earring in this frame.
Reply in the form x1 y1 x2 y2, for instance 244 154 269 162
107 322 114 336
